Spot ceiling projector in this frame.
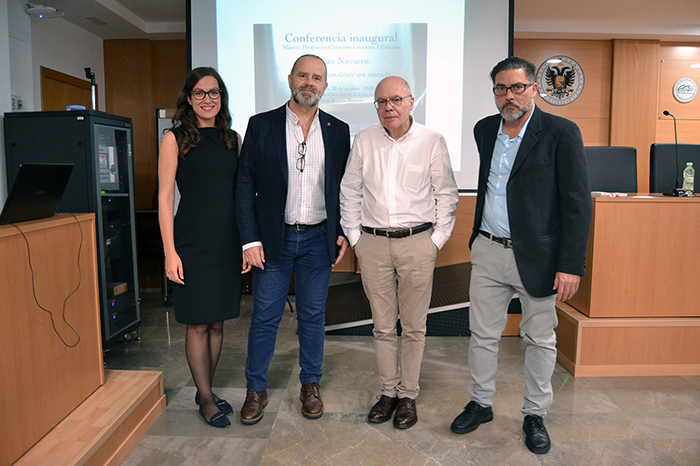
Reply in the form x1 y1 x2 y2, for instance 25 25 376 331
25 5 65 19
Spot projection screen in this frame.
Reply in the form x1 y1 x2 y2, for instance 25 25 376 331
189 0 512 190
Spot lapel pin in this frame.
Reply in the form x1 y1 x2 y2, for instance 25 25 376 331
327 122 331 126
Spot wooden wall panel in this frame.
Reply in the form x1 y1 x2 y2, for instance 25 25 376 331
436 195 475 267
656 43 700 145
656 120 700 144
104 39 187 212
514 39 613 146
610 40 661 192
151 40 188 109
104 39 154 211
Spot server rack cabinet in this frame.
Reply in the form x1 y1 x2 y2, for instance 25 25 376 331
4 110 141 346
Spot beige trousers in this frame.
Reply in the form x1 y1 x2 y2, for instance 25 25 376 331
354 229 438 399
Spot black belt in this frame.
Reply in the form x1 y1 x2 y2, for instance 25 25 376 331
479 230 513 248
285 220 326 231
361 222 432 239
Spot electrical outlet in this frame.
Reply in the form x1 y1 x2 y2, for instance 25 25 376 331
11 95 23 111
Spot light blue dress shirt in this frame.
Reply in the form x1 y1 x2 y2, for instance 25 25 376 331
480 109 535 238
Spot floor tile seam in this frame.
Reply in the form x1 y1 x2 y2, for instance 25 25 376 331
549 410 656 443
536 438 684 465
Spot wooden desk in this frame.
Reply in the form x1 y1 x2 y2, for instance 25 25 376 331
568 195 699 317
557 195 700 376
0 214 103 466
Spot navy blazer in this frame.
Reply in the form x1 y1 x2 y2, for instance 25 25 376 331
470 106 592 298
236 104 351 265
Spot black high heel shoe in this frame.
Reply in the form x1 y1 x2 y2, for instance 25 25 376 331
195 391 234 416
199 405 231 428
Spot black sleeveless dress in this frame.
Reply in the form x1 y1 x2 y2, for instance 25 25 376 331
172 127 242 324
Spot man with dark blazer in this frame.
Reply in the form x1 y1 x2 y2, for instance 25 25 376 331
236 54 350 425
450 57 591 454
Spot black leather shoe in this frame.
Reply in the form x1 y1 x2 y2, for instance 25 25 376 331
368 395 400 424
450 400 493 434
393 398 418 429
523 414 551 454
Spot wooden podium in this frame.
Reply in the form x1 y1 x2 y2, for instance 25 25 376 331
0 214 103 465
556 196 700 377
1 214 166 466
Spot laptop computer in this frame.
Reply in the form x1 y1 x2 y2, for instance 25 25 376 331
0 163 74 224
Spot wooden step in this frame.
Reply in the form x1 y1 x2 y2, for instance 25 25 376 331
15 370 166 466
556 301 700 377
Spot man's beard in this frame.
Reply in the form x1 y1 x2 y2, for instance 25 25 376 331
498 99 531 122
292 86 321 108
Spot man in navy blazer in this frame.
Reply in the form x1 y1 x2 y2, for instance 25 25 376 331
450 57 591 454
236 55 350 425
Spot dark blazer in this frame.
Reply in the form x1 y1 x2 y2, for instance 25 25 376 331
236 104 351 265
470 106 592 298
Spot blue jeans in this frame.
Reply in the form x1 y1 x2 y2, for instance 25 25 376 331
245 225 332 391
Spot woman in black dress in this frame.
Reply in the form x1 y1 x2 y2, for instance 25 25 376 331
158 67 250 428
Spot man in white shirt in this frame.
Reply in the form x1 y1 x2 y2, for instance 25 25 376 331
340 76 459 429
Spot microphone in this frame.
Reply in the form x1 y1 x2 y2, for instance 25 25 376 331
662 110 684 196
84 68 97 111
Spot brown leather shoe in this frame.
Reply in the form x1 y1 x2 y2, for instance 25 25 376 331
300 383 323 419
368 395 399 424
393 397 418 429
240 390 268 425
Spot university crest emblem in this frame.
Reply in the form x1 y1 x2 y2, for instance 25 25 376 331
536 56 585 106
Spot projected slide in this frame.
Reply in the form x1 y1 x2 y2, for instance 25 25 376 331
209 0 511 189
252 23 427 136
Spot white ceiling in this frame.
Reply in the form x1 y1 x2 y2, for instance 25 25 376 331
31 0 187 40
26 0 700 42
515 0 700 42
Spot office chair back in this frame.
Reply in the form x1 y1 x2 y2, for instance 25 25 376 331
584 146 638 193
649 144 700 193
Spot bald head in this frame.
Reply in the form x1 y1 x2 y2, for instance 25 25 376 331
375 76 412 100
290 54 327 81
374 76 414 140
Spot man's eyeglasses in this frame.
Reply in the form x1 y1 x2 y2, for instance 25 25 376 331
492 83 534 96
374 95 412 109
296 142 306 172
190 89 221 100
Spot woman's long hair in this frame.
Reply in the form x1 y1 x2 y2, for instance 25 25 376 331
171 67 235 157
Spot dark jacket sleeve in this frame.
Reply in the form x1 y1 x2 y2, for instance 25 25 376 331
235 116 261 247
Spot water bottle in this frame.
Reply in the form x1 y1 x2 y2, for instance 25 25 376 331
682 162 694 195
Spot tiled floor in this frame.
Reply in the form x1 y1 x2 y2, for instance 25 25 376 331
111 291 700 466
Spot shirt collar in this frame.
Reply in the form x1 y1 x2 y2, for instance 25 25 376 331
497 105 535 141
382 115 415 142
286 101 320 124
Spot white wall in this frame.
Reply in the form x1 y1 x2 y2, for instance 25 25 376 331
190 0 217 69
0 0 104 206
0 0 13 203
8 0 32 112
30 13 104 111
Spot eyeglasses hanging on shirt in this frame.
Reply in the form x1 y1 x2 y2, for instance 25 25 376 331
296 142 306 172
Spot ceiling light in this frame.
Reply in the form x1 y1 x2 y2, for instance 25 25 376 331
25 4 64 19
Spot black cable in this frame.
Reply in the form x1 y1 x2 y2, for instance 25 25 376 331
9 213 83 348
